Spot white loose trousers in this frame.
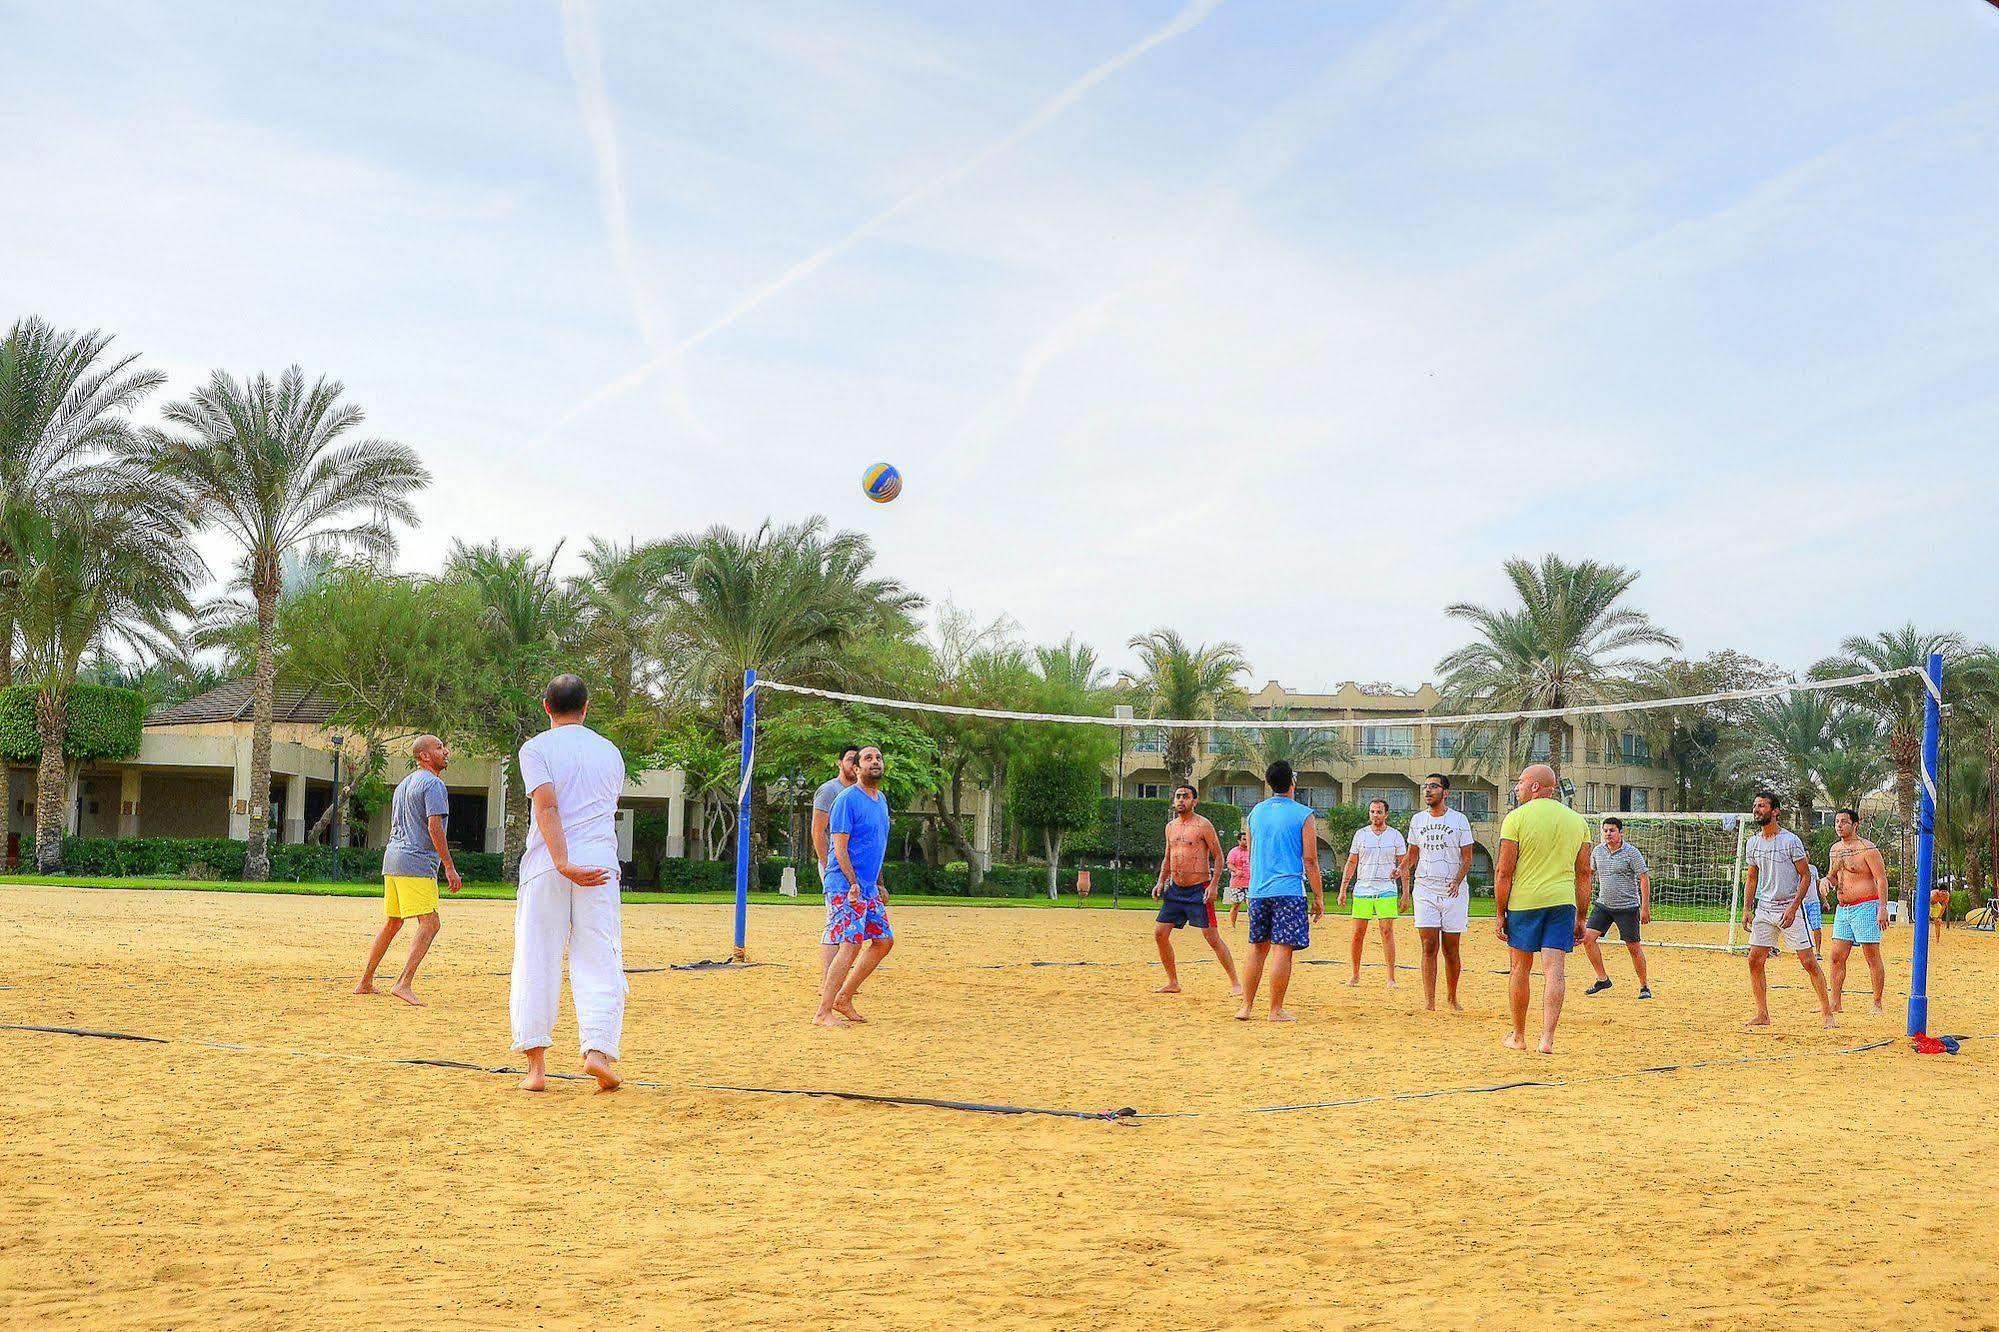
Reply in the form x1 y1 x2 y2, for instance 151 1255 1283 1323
510 868 626 1059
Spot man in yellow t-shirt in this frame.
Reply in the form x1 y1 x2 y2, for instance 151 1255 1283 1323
1494 763 1592 1054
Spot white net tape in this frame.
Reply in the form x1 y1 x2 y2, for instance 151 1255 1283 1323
750 666 1925 731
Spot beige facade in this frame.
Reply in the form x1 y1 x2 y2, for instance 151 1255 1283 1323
7 679 696 868
1113 679 1681 875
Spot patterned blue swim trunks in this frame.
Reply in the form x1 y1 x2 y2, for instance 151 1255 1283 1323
1248 895 1310 949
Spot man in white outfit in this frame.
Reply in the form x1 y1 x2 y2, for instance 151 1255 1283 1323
510 674 629 1092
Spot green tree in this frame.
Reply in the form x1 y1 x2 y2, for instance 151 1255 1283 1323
0 317 163 687
1124 628 1249 789
139 367 429 879
1211 704 1354 793
14 497 203 870
1724 691 1843 833
1009 738 1107 898
444 541 583 876
1437 556 1680 780
1635 651 1782 811
1813 709 1890 817
1812 627 1999 832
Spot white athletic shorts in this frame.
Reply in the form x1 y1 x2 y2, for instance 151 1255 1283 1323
1413 884 1469 934
1749 902 1813 953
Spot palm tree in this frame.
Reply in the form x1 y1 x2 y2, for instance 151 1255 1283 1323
1436 556 1680 781
1212 705 1354 796
445 541 583 876
1813 709 1891 817
0 317 163 686
14 495 204 871
1124 629 1249 788
1724 691 1842 832
139 368 429 879
1034 636 1110 699
1634 651 1783 810
655 518 923 869
1812 627 1999 832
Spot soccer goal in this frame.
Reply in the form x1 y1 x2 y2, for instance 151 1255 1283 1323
1593 812 1749 953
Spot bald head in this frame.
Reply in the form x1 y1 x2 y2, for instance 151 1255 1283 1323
412 734 449 773
1516 763 1557 804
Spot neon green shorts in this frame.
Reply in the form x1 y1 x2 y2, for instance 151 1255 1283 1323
1350 894 1400 920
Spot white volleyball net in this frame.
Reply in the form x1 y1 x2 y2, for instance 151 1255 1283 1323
1592 813 1751 953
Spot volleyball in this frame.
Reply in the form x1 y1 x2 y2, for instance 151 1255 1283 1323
862 462 902 503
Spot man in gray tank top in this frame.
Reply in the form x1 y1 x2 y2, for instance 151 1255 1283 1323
811 745 862 982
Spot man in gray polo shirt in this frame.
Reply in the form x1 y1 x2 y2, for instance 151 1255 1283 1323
811 745 862 981
356 734 462 1005
1582 817 1651 999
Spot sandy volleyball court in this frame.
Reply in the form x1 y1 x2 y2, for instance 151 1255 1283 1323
1 884 1994 1329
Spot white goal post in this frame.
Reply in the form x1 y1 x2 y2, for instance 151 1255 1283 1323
1591 812 1751 954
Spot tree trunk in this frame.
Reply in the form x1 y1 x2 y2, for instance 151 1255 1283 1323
242 585 279 880
503 755 529 879
33 689 67 873
0 617 13 689
934 764 986 888
1891 731 1919 831
1166 730 1194 790
1045 828 1062 900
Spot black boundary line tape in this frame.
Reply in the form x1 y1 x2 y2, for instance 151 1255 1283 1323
693 1083 1139 1122
0 1023 167 1043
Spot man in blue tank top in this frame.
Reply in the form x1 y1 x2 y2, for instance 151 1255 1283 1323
1237 761 1325 1021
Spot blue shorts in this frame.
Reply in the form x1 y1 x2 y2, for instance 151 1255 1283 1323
823 891 892 946
1156 883 1213 930
1248 896 1310 949
1833 901 1883 945
1802 894 1823 930
1505 904 1577 953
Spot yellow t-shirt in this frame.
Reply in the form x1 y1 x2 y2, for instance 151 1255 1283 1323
1499 797 1591 912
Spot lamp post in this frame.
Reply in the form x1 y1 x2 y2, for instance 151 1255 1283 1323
328 733 345 881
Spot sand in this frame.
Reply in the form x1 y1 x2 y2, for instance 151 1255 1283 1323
0 884 1994 1330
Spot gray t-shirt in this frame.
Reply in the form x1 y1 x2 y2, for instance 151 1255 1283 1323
382 769 449 878
1591 842 1649 910
1748 828 1808 910
812 777 851 816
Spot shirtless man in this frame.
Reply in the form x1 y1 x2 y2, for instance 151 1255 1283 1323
1151 784 1243 996
1825 807 1890 1015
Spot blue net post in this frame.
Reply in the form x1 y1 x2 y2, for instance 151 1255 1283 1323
1907 651 1943 1037
733 668 756 962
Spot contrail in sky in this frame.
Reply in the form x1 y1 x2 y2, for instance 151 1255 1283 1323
541 0 1227 439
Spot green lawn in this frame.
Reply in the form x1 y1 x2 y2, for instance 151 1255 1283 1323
0 874 1739 923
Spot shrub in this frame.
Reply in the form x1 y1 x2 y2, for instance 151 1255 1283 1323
0 684 146 762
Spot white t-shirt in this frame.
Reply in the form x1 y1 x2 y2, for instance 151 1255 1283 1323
1407 808 1474 891
1349 825 1407 895
517 723 626 882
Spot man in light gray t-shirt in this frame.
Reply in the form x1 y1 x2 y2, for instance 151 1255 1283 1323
1742 792 1835 1027
810 745 863 981
357 734 461 1004
1583 818 1652 997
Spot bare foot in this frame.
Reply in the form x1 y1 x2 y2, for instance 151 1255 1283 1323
1345 976 1361 987
814 1012 851 1028
388 984 424 1007
1385 980 1399 989
1742 1015 1772 1027
1870 1003 1883 1016
519 1070 546 1092
1233 1007 1253 1021
1269 1008 1297 1022
1426 1001 1437 1012
583 1051 621 1091
1822 1013 1839 1029
1503 1032 1526 1050
1155 983 1182 994
1539 1040 1555 1055
353 981 379 996
1449 999 1464 1013
833 999 868 1023
1230 985 1244 998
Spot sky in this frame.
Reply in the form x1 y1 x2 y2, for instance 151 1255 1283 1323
5 0 1997 692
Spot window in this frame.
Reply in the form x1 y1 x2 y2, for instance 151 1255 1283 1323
1585 782 1599 814
1529 733 1551 762
1433 727 1457 759
1212 784 1260 810
1132 728 1164 754
1631 787 1651 812
1357 784 1416 814
1361 725 1417 758
1616 732 1652 766
1135 783 1170 800
1297 785 1336 812
1449 791 1493 822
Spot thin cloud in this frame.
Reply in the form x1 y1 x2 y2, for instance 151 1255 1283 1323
539 0 1228 441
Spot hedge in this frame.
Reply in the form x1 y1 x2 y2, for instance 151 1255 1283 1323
22 836 506 884
1067 798 1244 859
0 684 146 762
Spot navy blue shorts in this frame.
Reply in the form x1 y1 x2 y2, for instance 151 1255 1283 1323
1156 883 1213 930
1249 896 1311 949
1506 903 1577 953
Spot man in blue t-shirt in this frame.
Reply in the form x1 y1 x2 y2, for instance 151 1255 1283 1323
816 744 895 1027
1237 761 1325 1022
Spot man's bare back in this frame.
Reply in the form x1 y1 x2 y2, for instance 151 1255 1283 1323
1164 814 1220 887
1828 837 1884 905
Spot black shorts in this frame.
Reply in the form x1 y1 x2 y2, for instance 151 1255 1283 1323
1157 883 1213 930
1587 904 1641 942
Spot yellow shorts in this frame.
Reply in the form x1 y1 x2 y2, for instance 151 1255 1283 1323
383 875 439 919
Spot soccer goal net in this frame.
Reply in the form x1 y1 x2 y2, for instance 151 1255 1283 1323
1592 813 1749 953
